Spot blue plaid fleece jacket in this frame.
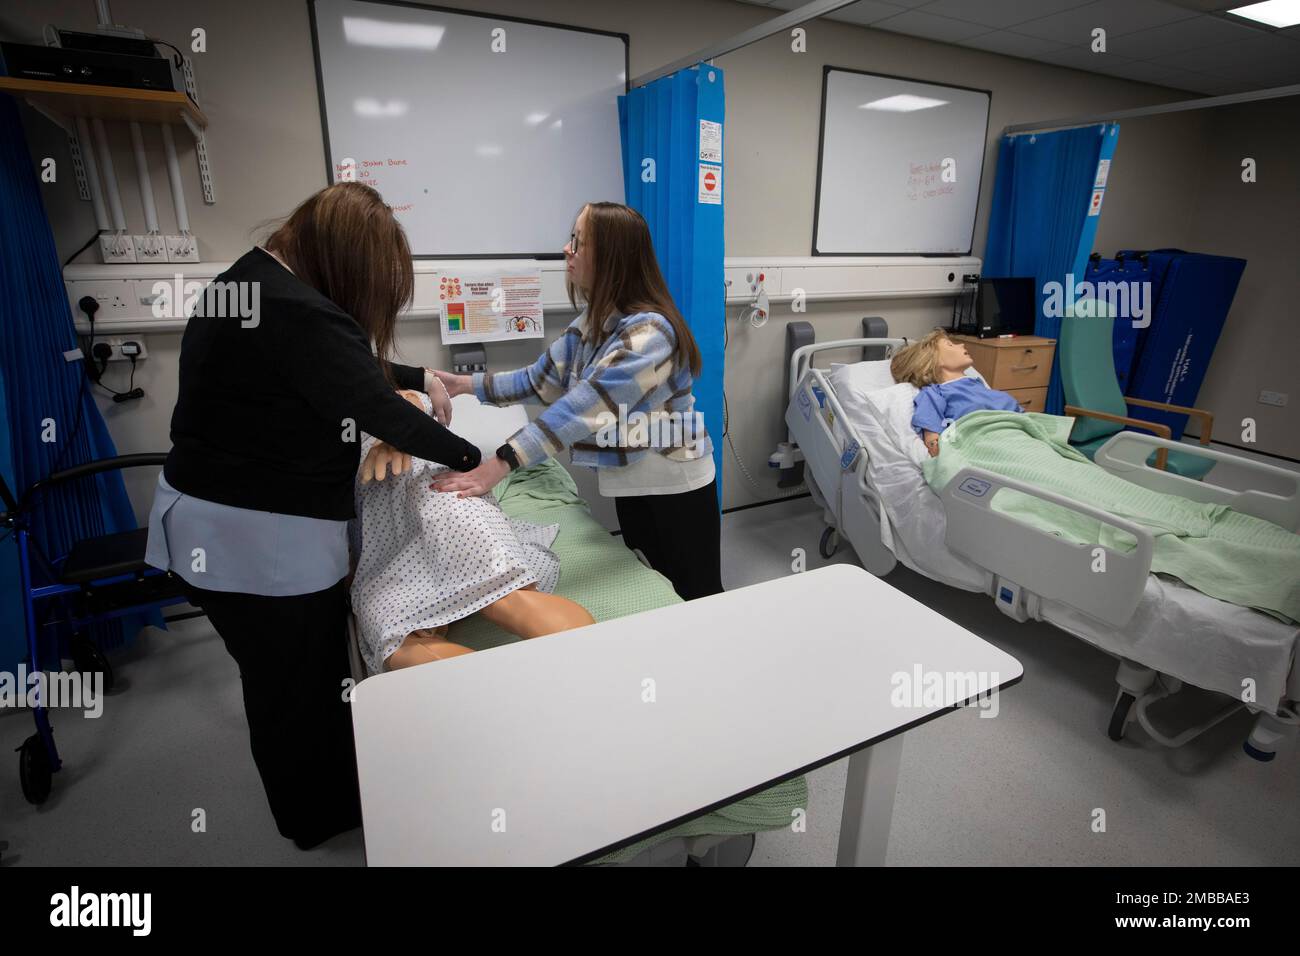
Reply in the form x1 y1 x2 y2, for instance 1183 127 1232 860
472 310 713 470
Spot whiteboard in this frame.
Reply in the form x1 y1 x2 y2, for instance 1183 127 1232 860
309 0 627 257
813 68 990 256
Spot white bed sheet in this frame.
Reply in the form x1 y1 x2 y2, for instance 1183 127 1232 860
838 387 1299 707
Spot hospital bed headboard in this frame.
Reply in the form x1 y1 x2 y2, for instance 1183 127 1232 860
782 317 891 404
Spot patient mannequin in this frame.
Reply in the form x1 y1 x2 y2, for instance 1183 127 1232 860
890 330 1023 457
355 390 594 671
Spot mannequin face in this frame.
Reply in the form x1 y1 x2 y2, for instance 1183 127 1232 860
936 336 974 376
564 206 594 293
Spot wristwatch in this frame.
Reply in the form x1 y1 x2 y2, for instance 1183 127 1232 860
495 442 520 471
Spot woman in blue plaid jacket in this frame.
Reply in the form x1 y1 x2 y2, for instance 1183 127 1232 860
432 202 722 600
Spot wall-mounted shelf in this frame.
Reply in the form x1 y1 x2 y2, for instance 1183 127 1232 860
0 77 207 128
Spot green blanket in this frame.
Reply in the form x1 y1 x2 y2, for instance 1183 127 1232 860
447 459 806 864
923 411 1300 624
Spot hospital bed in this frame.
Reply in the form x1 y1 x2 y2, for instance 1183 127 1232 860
345 395 804 866
782 324 1300 760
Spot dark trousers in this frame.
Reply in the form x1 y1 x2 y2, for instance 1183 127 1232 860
185 578 361 849
614 479 724 601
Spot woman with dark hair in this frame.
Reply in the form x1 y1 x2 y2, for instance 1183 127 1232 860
431 201 723 602
145 182 481 849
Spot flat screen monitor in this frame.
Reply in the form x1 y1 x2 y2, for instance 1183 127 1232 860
973 277 1036 338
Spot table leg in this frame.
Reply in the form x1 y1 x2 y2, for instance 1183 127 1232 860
835 734 903 867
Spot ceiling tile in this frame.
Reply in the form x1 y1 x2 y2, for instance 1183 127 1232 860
1188 75 1278 94
830 1 919 26
1030 44 1135 72
1083 56 1211 90
1107 14 1268 58
911 0 1090 30
1015 0 1200 44
871 8 997 41
1178 31 1300 72
763 0 918 22
959 29 1072 56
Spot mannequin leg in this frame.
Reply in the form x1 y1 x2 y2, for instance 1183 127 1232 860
384 626 475 671
384 587 595 670
478 584 595 639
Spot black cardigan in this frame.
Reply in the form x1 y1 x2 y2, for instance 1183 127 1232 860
163 248 481 520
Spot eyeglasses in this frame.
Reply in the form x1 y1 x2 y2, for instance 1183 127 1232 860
568 232 581 255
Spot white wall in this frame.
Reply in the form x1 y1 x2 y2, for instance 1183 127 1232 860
1182 97 1300 461
7 0 1274 525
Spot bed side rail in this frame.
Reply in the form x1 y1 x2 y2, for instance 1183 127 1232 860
941 467 1155 628
1093 432 1300 532
785 368 869 522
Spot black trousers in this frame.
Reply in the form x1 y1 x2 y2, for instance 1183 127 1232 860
184 578 361 849
614 479 724 601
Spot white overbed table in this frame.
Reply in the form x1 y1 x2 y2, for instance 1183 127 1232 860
351 563 1022 865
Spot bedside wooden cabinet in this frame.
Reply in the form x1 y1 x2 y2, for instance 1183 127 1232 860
952 334 1056 413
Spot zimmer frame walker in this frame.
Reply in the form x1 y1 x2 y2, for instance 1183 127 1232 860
1 455 189 804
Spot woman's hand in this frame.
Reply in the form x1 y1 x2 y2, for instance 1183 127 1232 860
361 441 412 482
426 373 453 426
429 455 510 498
923 430 941 458
431 369 472 399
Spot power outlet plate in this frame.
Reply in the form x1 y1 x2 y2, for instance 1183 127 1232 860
1258 390 1288 407
74 280 134 317
101 336 149 362
165 235 200 262
99 234 137 264
133 235 168 264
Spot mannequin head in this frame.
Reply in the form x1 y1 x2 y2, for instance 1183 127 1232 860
890 330 974 387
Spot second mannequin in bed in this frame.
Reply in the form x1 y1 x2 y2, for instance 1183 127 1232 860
891 330 1023 457
350 391 594 672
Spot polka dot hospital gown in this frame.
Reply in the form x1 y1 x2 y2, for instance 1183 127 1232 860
349 414 560 675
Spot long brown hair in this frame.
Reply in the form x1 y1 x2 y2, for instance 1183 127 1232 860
264 182 413 379
567 202 702 377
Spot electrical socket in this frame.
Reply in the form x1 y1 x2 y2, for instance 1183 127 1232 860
99 234 137 264
1258 390 1288 407
133 234 168 263
101 337 149 362
165 235 199 262
74 280 134 316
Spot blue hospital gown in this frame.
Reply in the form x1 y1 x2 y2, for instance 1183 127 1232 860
912 377 1022 436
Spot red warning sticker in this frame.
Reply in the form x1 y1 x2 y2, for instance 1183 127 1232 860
699 163 721 205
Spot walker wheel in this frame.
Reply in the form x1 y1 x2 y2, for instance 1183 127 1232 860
18 734 52 805
72 636 115 694
1107 691 1136 742
819 527 840 559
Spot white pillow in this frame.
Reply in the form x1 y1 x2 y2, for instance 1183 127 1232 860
829 359 895 394
447 393 529 457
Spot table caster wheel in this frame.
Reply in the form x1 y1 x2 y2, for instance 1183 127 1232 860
18 734 52 805
1242 740 1275 762
819 527 839 559
1107 691 1136 741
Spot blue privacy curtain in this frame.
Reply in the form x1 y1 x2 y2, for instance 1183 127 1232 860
984 123 1119 414
0 94 154 670
619 65 726 503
